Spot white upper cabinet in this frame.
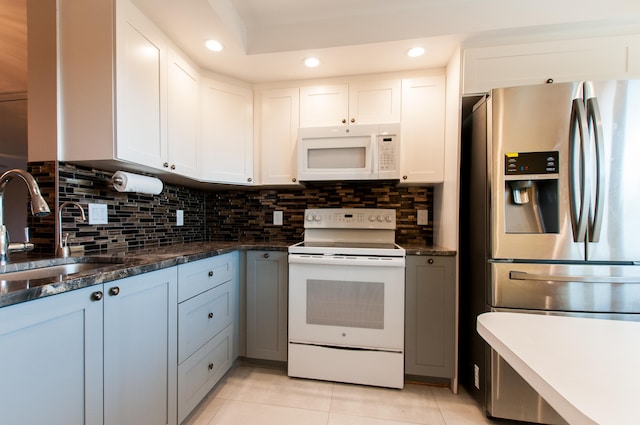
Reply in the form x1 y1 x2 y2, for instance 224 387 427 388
201 78 254 185
400 75 446 184
299 79 401 127
167 49 200 178
299 84 348 127
58 0 201 180
463 35 640 94
114 0 167 170
258 88 301 185
349 79 402 125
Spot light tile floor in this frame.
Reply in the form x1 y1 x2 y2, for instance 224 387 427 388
184 365 501 425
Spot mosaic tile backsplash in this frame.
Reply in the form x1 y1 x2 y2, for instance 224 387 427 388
28 162 433 255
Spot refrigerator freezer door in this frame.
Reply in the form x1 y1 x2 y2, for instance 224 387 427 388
585 80 640 262
491 82 586 261
491 262 640 312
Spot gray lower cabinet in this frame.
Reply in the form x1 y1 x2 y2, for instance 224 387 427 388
177 253 237 423
0 267 179 425
246 250 288 361
104 268 178 425
0 285 103 425
405 255 456 378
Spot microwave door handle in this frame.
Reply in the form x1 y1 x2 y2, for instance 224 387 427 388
371 135 378 175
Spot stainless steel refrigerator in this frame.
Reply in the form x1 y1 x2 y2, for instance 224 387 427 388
460 80 640 424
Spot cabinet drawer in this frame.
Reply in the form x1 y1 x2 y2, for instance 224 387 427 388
178 279 233 363
178 324 233 423
178 253 234 302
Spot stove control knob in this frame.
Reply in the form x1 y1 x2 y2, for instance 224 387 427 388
377 215 384 222
385 215 393 223
306 214 314 221
314 215 321 221
368 215 376 222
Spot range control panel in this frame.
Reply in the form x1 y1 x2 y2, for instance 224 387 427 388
505 151 559 175
304 208 396 230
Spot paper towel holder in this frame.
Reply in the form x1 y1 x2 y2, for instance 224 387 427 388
110 170 164 195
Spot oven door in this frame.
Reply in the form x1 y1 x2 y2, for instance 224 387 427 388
288 254 405 351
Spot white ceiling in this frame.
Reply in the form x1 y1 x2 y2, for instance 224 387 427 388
131 0 640 83
1 0 640 93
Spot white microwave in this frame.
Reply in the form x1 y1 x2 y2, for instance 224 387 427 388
297 124 400 181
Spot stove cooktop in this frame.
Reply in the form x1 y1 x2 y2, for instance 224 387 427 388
288 241 405 257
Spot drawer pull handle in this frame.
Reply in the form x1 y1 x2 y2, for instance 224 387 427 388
208 312 214 319
428 258 434 264
208 271 214 277
109 286 120 296
208 363 214 370
263 253 269 259
91 291 103 301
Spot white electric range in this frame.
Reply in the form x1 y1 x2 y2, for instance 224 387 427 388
287 208 406 389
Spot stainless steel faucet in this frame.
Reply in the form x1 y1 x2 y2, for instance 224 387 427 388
0 169 52 264
57 201 86 257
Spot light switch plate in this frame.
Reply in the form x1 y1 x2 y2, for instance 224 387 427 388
88 203 108 225
273 211 283 226
176 210 184 226
417 209 429 225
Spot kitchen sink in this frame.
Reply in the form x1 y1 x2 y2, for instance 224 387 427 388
0 258 137 295
0 262 115 282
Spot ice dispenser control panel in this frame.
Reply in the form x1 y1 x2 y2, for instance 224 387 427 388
505 151 559 175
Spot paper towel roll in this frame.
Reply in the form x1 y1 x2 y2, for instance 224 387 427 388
112 171 164 195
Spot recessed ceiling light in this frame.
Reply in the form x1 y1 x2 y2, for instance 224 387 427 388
205 40 223 52
407 47 425 58
304 57 320 68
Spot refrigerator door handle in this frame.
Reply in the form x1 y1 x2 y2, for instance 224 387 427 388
569 98 590 242
510 271 640 284
586 97 604 243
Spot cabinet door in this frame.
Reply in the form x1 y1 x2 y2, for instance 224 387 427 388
201 79 254 184
405 255 456 378
349 79 401 125
246 250 288 361
259 88 301 185
167 48 200 178
299 84 349 127
0 286 103 425
115 0 167 169
104 268 178 425
400 76 446 184
463 35 640 94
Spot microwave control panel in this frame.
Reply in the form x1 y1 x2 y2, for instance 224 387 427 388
378 134 398 171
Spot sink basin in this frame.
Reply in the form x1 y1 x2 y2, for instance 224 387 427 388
0 258 135 295
0 262 113 282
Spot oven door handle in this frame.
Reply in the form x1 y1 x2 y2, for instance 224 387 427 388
288 254 405 267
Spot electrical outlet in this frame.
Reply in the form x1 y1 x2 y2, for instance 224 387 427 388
88 203 108 225
417 209 429 225
176 210 184 226
273 211 283 226
474 364 480 389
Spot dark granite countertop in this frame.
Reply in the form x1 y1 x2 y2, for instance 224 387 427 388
401 244 457 256
0 240 453 308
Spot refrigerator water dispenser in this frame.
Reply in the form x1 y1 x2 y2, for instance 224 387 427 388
504 152 559 234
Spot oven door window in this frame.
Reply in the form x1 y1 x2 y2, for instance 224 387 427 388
307 279 384 329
